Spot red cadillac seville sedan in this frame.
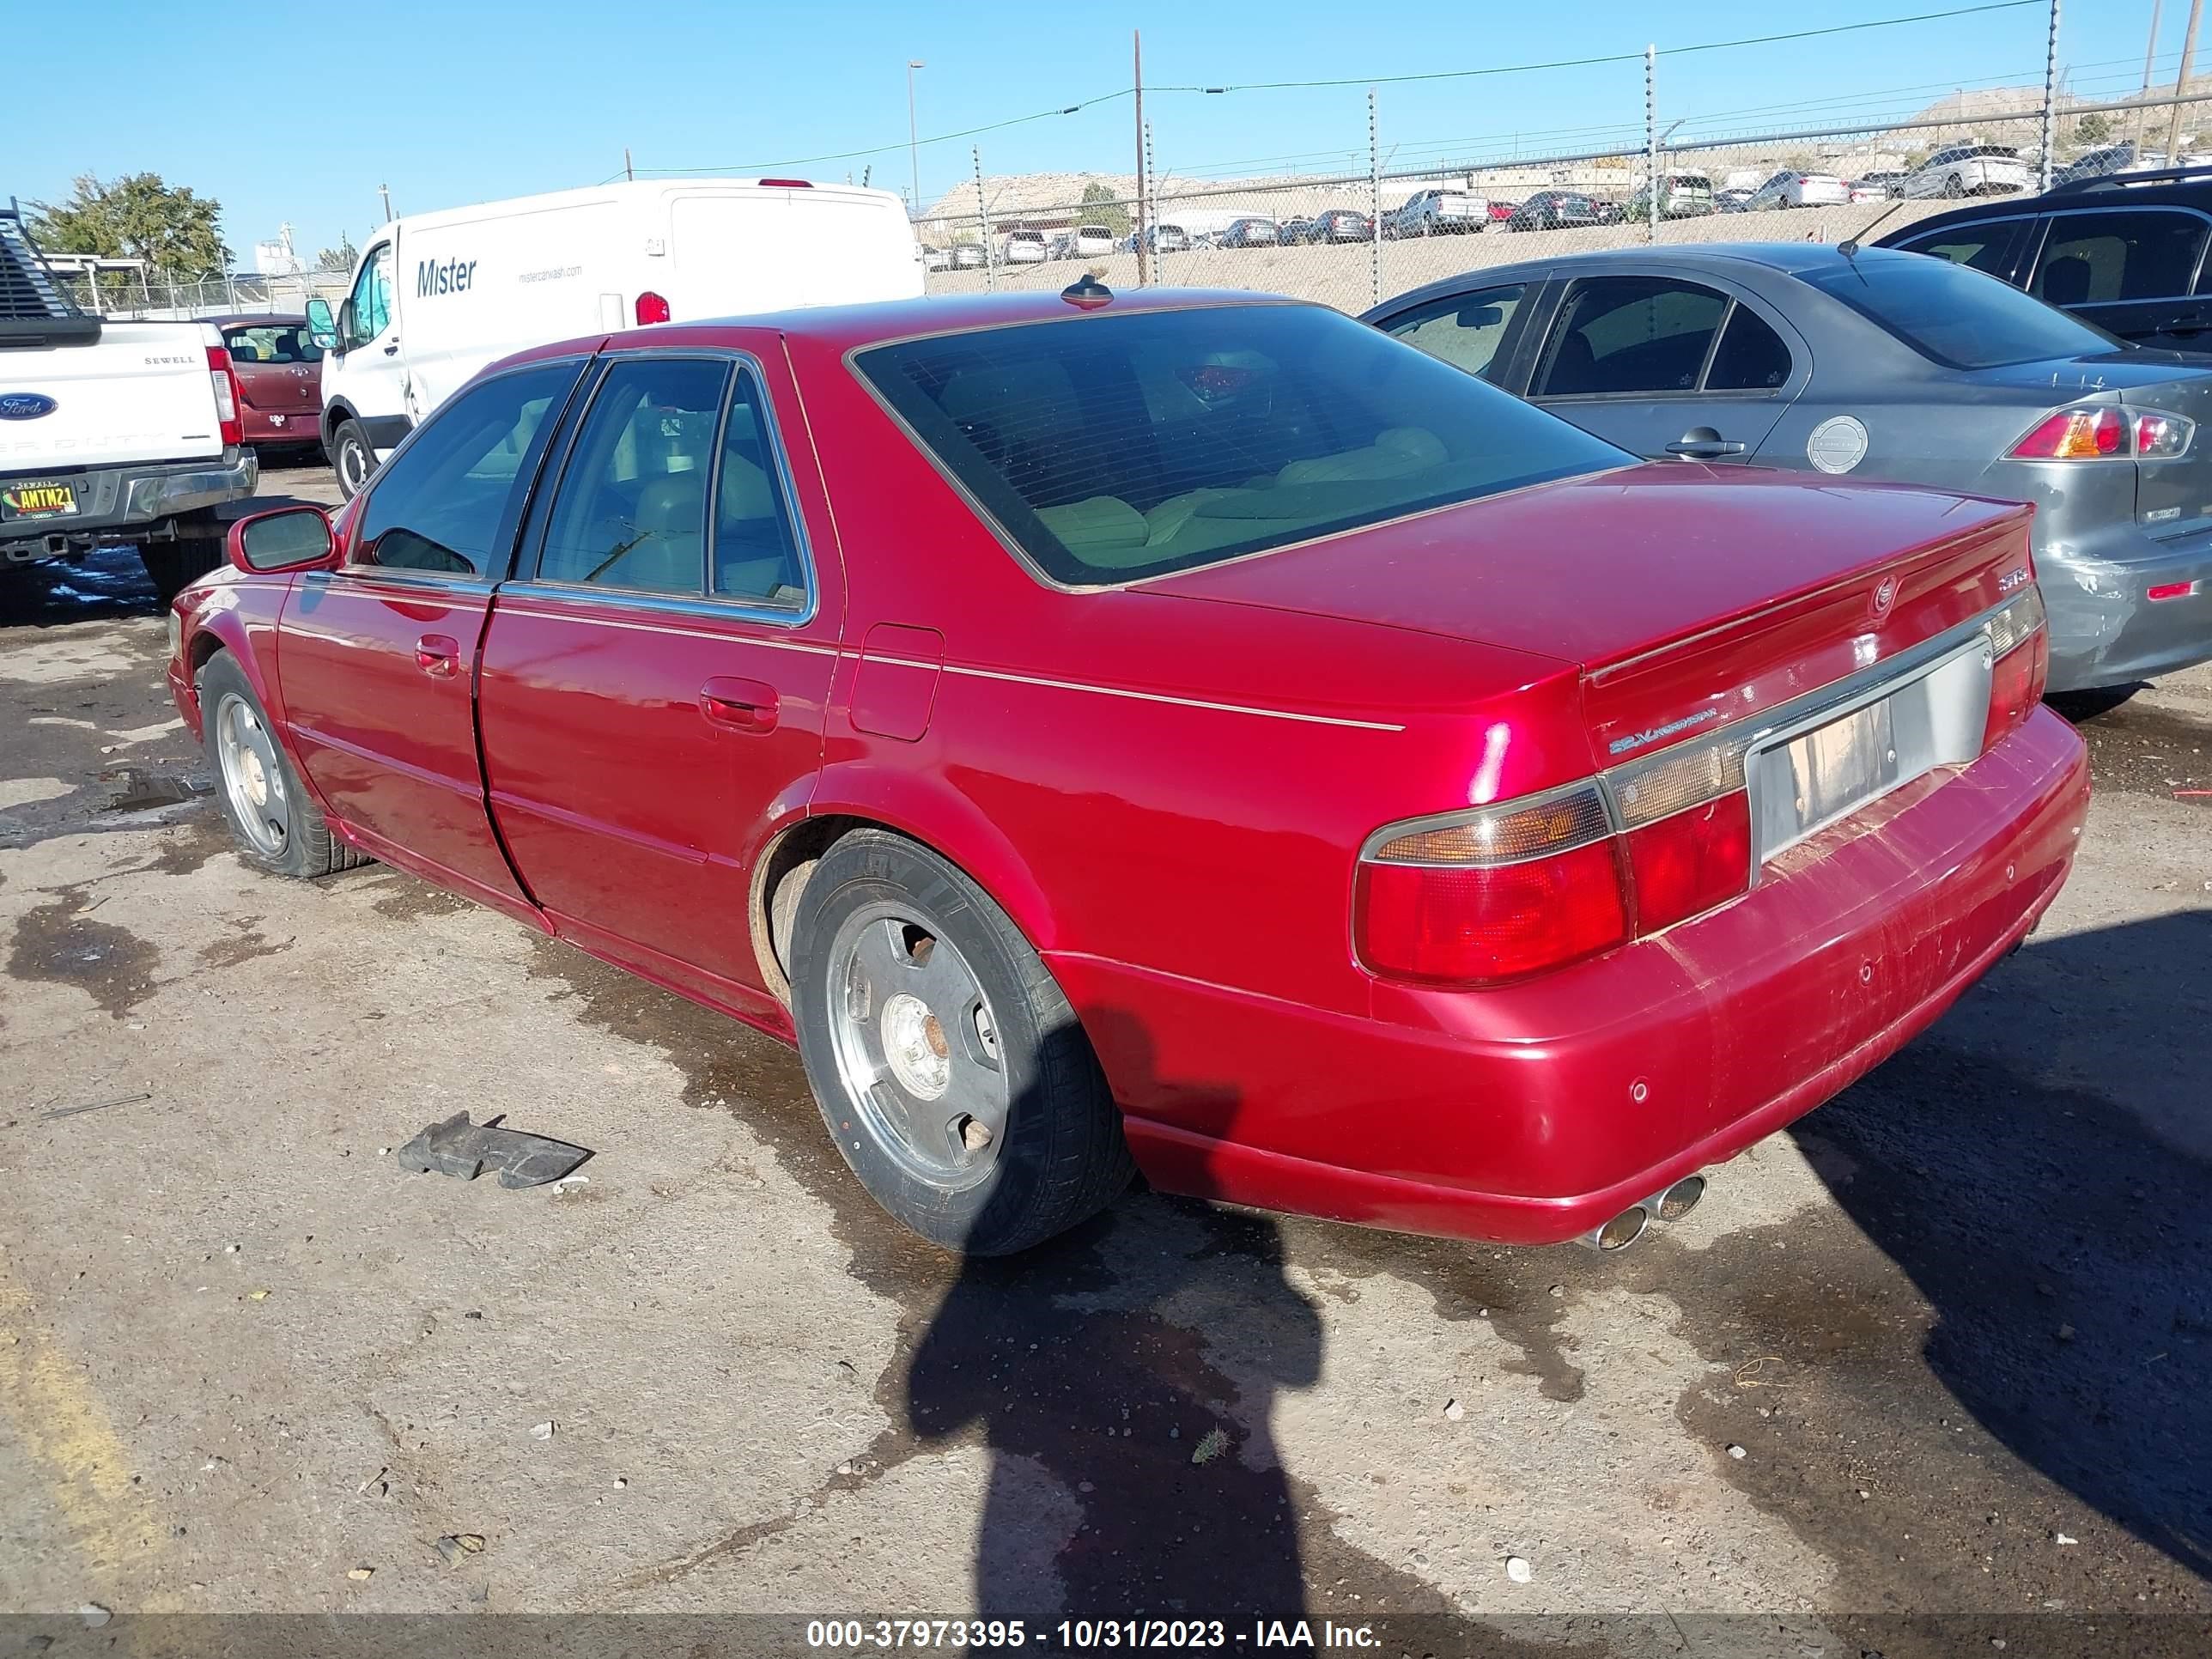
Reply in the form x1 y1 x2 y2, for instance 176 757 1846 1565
167 284 2088 1255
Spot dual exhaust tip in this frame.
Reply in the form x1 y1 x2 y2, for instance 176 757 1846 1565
1580 1174 1707 1252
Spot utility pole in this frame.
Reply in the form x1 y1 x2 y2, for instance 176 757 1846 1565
377 184 393 223
2138 0 2166 151
2039 0 2063 191
2169 0 2204 162
624 148 634 183
908 61 927 216
1134 29 1149 286
1645 45 1660 243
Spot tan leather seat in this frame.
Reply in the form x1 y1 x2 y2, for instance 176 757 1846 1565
606 471 705 591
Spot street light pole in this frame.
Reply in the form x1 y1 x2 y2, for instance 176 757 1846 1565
907 60 927 216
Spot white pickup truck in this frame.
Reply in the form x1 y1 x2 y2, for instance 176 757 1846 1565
2 204 257 602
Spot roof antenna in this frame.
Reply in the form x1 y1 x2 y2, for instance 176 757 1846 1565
1838 194 1911 258
1060 272 1113 310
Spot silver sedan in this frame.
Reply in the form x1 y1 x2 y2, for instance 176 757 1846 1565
1364 243 2212 697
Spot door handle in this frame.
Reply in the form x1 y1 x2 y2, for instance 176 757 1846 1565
700 676 779 733
1665 427 1747 460
414 635 460 678
383 341 400 356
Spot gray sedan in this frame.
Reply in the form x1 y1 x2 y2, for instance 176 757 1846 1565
1363 243 2212 696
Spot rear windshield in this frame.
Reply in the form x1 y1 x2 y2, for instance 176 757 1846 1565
854 303 1629 585
1798 253 2123 369
225 323 322 364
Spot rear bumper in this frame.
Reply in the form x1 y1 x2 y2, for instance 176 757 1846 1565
2041 520 2212 690
1056 708 2089 1246
1 449 257 560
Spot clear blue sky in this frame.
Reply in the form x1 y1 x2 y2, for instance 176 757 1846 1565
10 0 2165 265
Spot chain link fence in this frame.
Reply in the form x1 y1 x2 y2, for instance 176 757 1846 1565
48 267 349 322
916 88 2212 314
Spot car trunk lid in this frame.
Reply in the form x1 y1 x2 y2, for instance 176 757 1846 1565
1151 463 2033 763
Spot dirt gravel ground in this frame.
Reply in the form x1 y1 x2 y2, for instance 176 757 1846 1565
1 466 2209 1656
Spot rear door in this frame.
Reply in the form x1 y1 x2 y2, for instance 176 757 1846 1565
276 357 586 912
224 323 323 431
476 340 838 1012
1524 272 1803 462
2025 205 2212 349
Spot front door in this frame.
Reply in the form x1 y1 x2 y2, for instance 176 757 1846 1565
332 241 411 459
276 357 586 914
1525 273 1799 464
476 344 839 1012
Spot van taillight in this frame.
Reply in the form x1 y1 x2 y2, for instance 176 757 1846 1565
1981 587 2048 750
207 344 242 448
758 178 812 189
635 291 672 325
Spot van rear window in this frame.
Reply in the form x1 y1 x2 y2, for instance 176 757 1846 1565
854 303 1628 586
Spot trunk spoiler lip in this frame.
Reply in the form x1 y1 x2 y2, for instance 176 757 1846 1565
1584 506 2030 685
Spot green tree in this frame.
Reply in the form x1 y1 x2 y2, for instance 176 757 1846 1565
317 234 358 274
2074 112 2115 148
1079 180 1132 238
29 173 231 282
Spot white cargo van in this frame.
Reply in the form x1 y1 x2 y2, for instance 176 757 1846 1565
306 178 924 495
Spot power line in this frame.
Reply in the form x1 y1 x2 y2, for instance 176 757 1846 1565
604 0 2046 189
1151 1 2045 94
604 88 1134 185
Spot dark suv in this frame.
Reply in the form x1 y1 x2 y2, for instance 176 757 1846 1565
1875 166 2212 352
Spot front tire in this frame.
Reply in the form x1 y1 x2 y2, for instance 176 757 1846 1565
1943 173 1966 198
330 418 377 500
140 521 224 608
198 653 366 878
789 830 1133 1255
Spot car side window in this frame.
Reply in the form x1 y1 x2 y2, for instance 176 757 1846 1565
1893 223 2021 277
346 246 393 348
2033 210 2209 306
537 357 732 595
355 362 582 577
1534 276 1729 397
711 368 810 608
1705 305 1794 392
1379 285 1526 382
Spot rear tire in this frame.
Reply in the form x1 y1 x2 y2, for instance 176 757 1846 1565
788 830 1133 1256
140 526 224 608
2046 684 2142 721
330 418 377 500
198 652 366 879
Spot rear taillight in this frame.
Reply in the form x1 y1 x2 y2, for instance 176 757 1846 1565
1625 792 1753 936
1355 831 1627 985
1355 739 1759 984
2010 405 2127 459
635 291 671 325
2135 410 2197 459
207 344 241 448
1981 587 2048 751
2006 404 2193 461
